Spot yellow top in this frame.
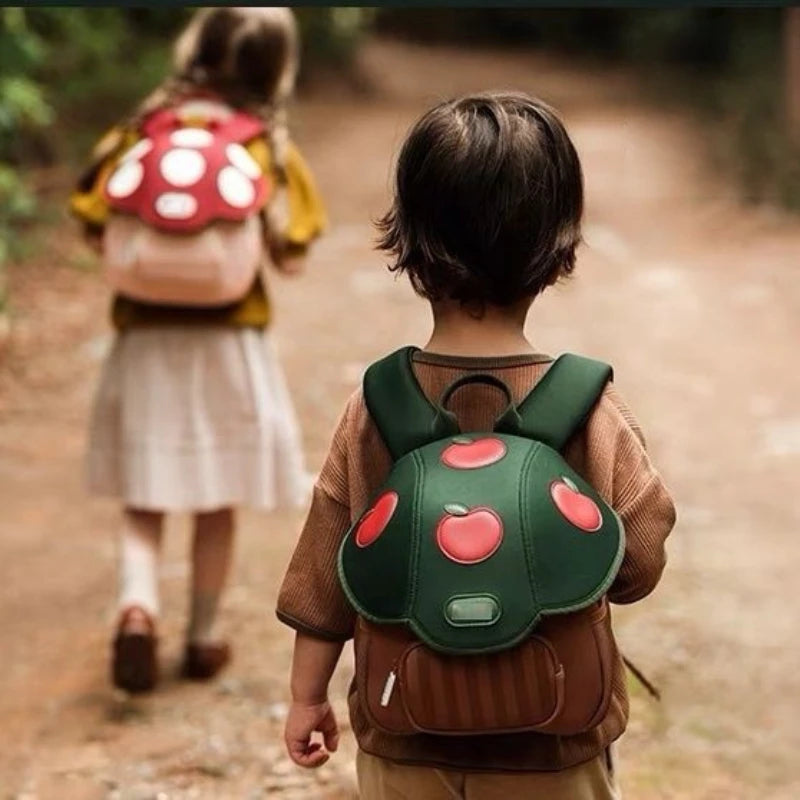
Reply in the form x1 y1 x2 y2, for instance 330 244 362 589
70 123 327 329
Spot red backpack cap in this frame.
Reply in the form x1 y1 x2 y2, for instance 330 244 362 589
104 107 270 233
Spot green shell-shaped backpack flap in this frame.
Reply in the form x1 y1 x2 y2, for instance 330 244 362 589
338 348 625 655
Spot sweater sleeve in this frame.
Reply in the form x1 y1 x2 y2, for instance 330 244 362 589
276 394 358 641
578 385 677 605
69 126 139 231
245 136 327 253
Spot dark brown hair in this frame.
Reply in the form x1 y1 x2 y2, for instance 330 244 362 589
134 9 297 120
377 92 584 308
173 8 297 109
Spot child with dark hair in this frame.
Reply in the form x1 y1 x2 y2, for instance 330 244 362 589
277 92 675 798
71 7 326 693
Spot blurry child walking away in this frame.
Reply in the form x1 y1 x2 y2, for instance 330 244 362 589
276 93 675 798
71 7 326 693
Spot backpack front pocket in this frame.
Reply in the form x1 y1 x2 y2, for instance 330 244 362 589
104 215 262 307
355 602 618 738
398 636 565 736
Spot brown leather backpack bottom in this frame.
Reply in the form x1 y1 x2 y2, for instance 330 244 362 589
355 599 617 737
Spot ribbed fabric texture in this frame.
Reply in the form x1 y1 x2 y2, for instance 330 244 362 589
277 352 676 771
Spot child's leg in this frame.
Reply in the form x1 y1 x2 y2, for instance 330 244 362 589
463 753 620 800
114 508 163 692
186 507 235 644
356 751 619 800
356 751 463 800
119 508 164 622
182 507 235 680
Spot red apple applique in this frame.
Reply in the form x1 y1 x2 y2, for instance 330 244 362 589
355 491 399 548
550 476 602 533
436 504 504 564
441 437 507 469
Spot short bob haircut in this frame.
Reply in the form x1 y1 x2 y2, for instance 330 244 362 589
377 92 584 309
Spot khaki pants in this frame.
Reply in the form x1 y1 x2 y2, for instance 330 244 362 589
356 750 621 800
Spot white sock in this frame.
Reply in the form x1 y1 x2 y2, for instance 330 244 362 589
118 514 161 617
187 591 222 644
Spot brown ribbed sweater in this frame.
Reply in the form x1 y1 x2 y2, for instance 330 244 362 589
277 351 676 772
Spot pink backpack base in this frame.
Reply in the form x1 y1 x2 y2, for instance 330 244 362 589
103 214 263 307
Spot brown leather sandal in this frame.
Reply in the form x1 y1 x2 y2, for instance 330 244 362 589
181 641 231 681
112 606 158 693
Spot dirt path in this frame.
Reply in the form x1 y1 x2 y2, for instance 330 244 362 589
1 40 799 799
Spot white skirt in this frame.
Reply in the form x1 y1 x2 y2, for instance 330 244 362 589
87 326 310 512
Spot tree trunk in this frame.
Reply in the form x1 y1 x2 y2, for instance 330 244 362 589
787 7 800 141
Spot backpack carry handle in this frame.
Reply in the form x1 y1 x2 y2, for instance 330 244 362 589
440 373 513 408
436 374 522 436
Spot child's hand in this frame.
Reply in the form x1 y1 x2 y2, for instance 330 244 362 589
85 230 104 255
270 243 306 276
284 700 339 768
275 254 305 276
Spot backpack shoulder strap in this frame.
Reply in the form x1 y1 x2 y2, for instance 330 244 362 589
363 347 458 462
505 354 613 451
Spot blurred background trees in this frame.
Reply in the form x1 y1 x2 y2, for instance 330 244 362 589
379 8 800 208
1 7 798 309
0 7 187 308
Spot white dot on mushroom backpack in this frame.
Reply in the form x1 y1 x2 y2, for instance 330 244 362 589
154 192 198 220
107 160 144 199
170 128 214 148
120 138 154 163
159 148 207 188
226 143 262 180
217 166 255 209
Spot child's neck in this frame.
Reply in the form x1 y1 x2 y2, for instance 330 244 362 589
424 300 536 358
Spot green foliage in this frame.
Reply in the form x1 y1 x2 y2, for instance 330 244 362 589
617 9 732 65
377 8 773 67
28 8 185 155
0 9 52 160
297 7 375 68
0 164 36 252
0 162 38 309
0 8 44 74
0 9 50 297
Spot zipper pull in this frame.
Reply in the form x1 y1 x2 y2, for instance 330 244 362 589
380 670 397 707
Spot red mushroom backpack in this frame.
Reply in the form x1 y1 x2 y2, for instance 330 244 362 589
101 100 270 306
338 347 626 737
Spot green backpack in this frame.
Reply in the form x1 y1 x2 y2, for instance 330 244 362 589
339 347 625 737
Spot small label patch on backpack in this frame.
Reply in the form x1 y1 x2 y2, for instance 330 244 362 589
445 595 501 626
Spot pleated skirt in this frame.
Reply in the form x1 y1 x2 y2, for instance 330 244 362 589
87 326 310 512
